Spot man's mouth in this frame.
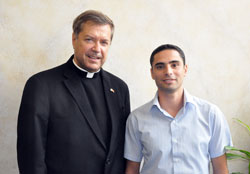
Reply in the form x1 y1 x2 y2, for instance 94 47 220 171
87 54 102 60
163 79 175 83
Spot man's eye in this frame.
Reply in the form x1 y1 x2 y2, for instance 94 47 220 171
101 41 109 46
85 38 92 42
156 65 163 69
171 64 178 68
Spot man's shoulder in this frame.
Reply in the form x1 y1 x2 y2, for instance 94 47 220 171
131 100 153 116
102 69 128 88
190 95 221 114
27 61 67 83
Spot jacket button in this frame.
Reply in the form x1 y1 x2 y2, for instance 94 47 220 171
106 158 111 165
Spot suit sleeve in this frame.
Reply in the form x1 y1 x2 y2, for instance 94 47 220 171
17 75 49 174
124 85 131 118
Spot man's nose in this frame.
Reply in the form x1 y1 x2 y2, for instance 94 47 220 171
164 65 173 75
92 42 101 52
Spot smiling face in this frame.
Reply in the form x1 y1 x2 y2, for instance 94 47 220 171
151 49 188 94
72 21 112 72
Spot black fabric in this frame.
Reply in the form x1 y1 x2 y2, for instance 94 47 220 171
17 55 131 174
71 61 111 148
81 73 111 148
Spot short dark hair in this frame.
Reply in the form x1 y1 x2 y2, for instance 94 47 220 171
150 44 186 66
73 10 114 40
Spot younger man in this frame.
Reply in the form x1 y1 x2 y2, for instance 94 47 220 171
124 44 232 174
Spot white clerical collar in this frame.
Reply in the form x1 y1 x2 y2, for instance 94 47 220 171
72 59 100 78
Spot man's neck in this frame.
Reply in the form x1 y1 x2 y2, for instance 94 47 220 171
158 88 184 118
72 58 100 78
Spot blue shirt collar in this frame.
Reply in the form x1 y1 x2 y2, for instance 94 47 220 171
183 89 196 108
151 89 196 118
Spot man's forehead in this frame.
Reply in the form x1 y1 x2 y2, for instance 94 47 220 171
83 20 110 27
154 54 182 62
155 49 181 57
153 59 181 65
77 25 111 40
153 50 182 63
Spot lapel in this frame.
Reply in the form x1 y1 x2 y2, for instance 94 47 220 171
101 70 121 154
63 58 107 150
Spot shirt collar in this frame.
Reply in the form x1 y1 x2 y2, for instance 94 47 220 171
72 59 100 78
183 89 196 108
152 92 160 108
151 89 196 116
151 92 171 118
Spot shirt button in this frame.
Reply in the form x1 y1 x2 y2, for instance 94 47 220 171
174 158 179 162
172 120 177 125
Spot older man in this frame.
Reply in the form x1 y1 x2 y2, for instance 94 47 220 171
17 10 130 174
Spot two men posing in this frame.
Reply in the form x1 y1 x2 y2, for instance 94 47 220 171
17 10 232 174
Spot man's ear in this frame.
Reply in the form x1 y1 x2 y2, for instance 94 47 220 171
184 64 188 76
72 33 77 48
72 33 77 41
150 67 155 80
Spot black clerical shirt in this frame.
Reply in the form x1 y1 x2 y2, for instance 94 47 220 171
72 63 111 149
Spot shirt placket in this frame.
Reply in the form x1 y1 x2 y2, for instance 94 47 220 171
171 119 181 173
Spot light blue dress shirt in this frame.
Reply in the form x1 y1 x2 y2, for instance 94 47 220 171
124 90 232 174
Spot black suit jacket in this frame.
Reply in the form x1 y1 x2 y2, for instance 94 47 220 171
17 56 130 174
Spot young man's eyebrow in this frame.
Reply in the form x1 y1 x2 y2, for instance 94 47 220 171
154 62 165 66
169 60 180 64
154 60 180 66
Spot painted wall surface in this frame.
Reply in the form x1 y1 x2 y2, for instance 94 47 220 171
1 0 250 173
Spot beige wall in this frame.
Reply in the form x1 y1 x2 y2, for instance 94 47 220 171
1 0 250 173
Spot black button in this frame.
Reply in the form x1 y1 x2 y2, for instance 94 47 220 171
106 158 111 165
